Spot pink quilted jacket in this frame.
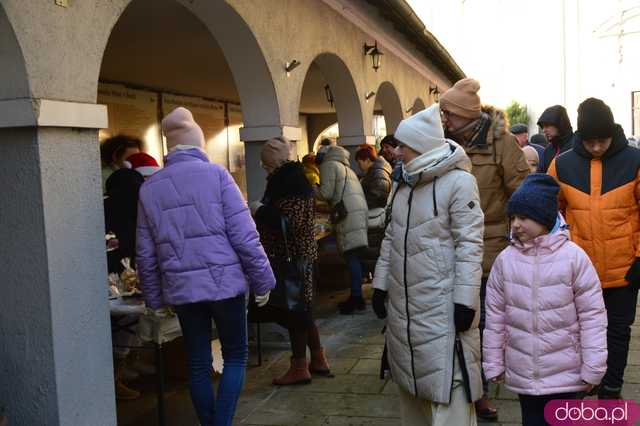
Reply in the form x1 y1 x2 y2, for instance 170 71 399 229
483 220 608 395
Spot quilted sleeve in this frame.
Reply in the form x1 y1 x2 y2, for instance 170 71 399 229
635 169 640 257
450 172 485 309
482 255 507 380
501 135 530 196
318 162 337 203
372 191 396 292
136 201 163 310
573 248 608 385
220 169 276 296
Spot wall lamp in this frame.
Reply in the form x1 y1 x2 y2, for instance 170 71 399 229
363 41 383 72
429 85 440 101
285 60 301 77
365 91 376 102
324 84 334 108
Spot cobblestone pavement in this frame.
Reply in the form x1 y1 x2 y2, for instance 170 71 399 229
117 293 640 425
234 298 640 426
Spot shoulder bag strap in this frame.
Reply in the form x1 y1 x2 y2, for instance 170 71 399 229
339 165 348 202
280 215 292 262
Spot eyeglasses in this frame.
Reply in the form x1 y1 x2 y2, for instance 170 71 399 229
440 109 453 119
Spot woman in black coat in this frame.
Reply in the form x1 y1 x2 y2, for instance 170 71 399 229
252 137 331 386
104 168 145 273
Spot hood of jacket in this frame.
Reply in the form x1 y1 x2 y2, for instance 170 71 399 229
164 146 209 166
572 124 628 160
371 156 392 175
263 161 314 204
538 105 574 147
483 105 510 144
322 145 350 166
445 105 510 150
510 214 570 255
403 140 472 185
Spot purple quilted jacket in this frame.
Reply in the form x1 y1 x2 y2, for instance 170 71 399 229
136 148 275 309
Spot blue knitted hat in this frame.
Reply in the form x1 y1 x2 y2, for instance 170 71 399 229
507 173 559 231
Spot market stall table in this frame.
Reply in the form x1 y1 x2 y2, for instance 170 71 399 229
110 297 181 426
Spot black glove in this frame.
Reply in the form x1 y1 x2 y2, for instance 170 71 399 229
372 289 388 319
454 304 475 332
625 258 640 288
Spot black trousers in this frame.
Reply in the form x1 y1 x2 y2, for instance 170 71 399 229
518 393 577 426
601 284 639 392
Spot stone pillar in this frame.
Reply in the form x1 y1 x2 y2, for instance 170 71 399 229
0 99 116 425
239 125 302 202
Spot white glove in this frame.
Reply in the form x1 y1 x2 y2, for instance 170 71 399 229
255 291 270 307
249 201 263 216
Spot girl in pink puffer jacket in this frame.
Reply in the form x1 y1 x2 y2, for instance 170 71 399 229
483 174 607 425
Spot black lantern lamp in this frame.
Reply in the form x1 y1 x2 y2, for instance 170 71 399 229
285 60 301 77
363 41 383 72
365 91 376 102
429 85 440 102
324 84 334 108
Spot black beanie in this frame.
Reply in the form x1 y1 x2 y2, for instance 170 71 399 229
507 174 559 231
577 97 615 140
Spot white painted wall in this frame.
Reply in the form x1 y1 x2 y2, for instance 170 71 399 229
410 0 640 136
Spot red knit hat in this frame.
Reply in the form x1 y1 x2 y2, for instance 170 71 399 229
125 152 161 177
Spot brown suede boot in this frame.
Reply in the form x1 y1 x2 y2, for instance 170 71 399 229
309 348 332 377
272 357 311 386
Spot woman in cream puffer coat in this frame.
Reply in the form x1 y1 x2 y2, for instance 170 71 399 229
373 105 485 423
319 145 369 314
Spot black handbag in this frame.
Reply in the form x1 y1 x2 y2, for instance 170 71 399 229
329 165 349 225
268 216 308 312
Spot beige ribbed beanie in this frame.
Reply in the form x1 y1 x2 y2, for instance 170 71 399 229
161 107 205 151
439 78 482 119
261 136 291 172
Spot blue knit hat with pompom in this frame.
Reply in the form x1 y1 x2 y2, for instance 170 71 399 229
507 173 559 231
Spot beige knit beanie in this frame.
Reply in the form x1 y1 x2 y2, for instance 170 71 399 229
439 78 482 119
162 107 205 151
261 136 291 172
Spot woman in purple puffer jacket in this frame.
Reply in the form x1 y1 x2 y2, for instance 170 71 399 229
136 107 275 426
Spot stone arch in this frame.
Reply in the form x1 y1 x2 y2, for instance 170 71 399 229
298 53 365 143
98 0 280 128
374 81 404 134
0 4 29 100
412 97 426 113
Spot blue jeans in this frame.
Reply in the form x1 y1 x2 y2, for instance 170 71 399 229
174 295 248 426
345 253 363 298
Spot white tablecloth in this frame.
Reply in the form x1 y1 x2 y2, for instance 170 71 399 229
109 298 182 345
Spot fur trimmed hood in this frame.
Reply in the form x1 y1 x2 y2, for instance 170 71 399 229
482 105 510 144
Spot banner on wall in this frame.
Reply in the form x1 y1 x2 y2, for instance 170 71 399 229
161 95 228 169
97 83 163 164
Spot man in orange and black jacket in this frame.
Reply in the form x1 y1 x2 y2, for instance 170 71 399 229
548 98 640 399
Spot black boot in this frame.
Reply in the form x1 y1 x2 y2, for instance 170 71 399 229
598 385 622 399
338 296 365 315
